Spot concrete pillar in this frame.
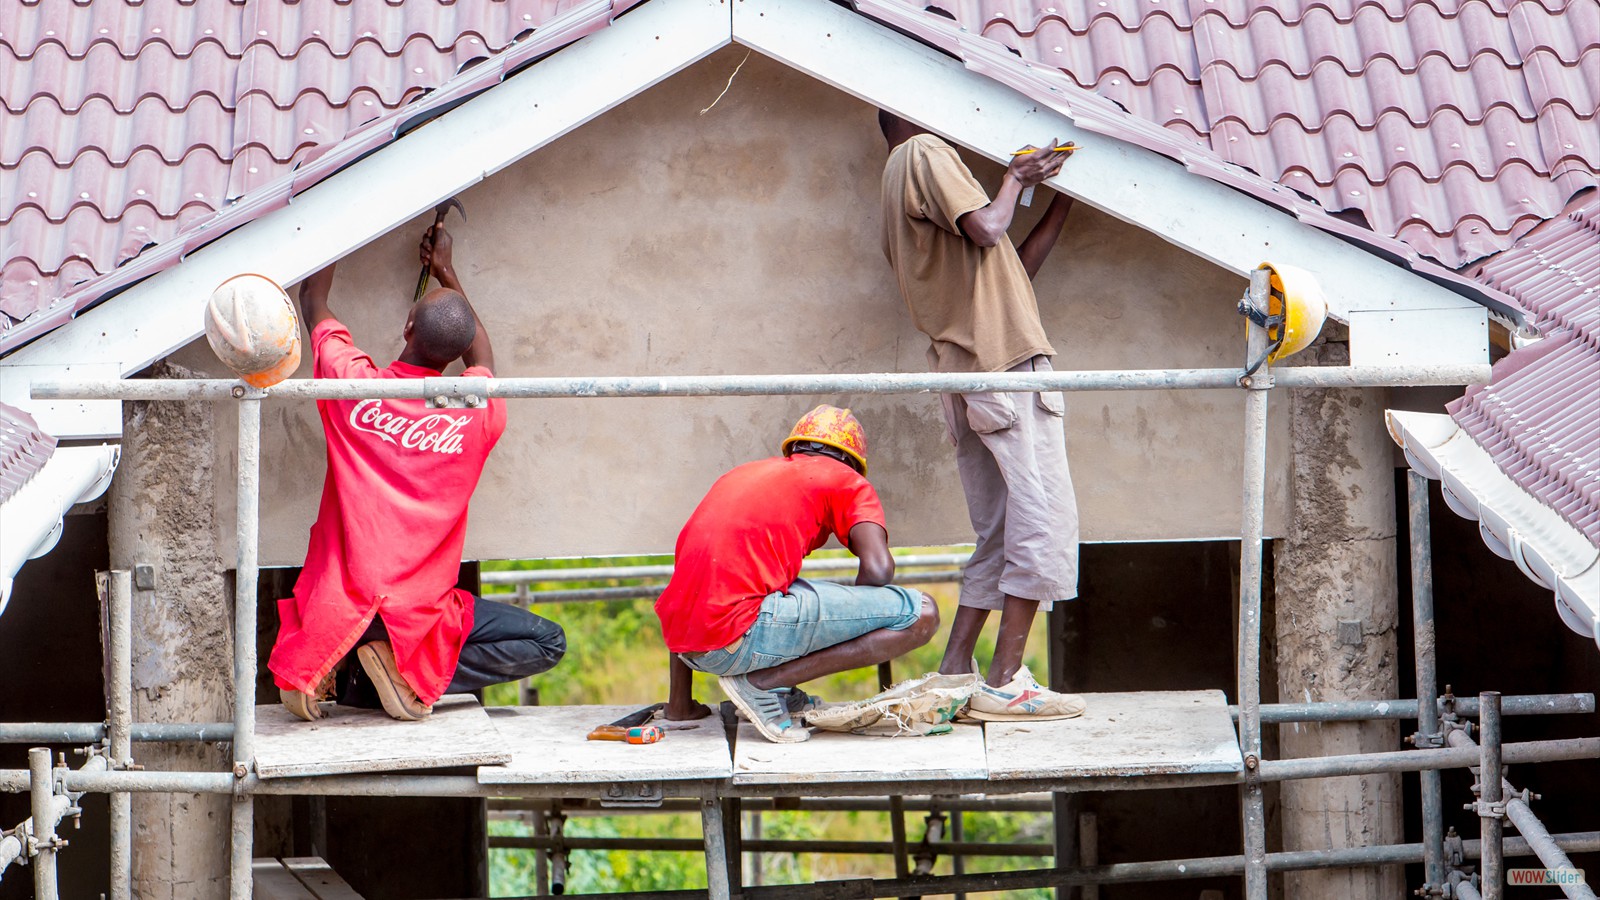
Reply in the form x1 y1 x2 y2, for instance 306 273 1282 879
1273 340 1404 899
108 362 233 900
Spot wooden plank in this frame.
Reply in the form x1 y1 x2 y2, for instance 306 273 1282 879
477 705 731 784
253 694 511 779
985 690 1244 780
283 857 366 900
731 721 987 786
253 859 318 900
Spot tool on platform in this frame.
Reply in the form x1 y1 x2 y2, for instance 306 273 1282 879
587 724 664 744
586 703 668 743
413 197 466 303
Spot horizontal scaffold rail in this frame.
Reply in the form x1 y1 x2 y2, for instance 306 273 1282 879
31 362 1492 402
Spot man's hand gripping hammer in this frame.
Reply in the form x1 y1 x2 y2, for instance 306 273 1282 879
413 197 466 303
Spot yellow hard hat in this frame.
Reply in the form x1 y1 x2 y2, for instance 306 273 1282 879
782 405 868 475
1257 262 1328 363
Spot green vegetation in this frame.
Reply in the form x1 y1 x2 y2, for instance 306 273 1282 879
480 554 1053 898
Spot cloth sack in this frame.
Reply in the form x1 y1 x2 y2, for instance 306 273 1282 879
803 672 981 737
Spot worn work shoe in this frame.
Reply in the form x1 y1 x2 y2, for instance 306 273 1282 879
964 665 1086 722
281 668 339 722
356 641 433 722
720 675 809 743
778 687 822 717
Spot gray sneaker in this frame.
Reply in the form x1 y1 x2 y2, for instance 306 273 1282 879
720 675 810 743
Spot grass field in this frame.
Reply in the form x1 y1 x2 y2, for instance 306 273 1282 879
480 553 1056 898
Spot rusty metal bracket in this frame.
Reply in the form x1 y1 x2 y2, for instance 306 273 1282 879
599 781 665 808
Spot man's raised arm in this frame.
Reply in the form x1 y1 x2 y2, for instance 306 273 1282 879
299 264 337 329
955 140 1073 248
1016 192 1075 281
421 224 496 374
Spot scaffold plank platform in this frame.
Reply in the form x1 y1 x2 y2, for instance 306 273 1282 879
478 705 732 784
985 689 1243 780
732 721 987 786
253 695 511 778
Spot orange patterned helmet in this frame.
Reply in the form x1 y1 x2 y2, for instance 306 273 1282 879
782 405 868 475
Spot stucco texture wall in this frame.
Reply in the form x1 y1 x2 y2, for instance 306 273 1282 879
171 46 1290 566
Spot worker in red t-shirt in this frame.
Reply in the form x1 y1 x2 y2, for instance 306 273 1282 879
655 406 940 743
268 224 566 723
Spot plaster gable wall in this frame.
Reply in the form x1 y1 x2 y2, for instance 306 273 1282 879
168 47 1291 565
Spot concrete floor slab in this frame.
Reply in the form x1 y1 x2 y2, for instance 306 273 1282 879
477 705 732 784
732 721 987 786
985 689 1243 780
253 695 511 778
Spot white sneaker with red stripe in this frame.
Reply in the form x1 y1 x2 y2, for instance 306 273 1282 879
964 665 1086 722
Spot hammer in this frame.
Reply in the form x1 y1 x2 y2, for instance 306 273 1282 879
413 197 466 303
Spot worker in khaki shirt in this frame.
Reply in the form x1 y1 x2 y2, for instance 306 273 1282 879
878 111 1085 721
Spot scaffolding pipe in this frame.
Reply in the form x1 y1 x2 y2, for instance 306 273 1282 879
479 554 971 585
0 722 235 744
489 796 1057 814
491 835 1049 856
1408 471 1446 893
229 395 263 900
0 755 108 882
1480 692 1505 900
509 832 1600 899
31 363 1493 404
3 692 1584 748
1504 798 1597 900
1233 693 1593 724
493 568 960 605
29 749 59 900
1 734 1595 796
108 570 133 900
1256 736 1600 782
1236 267 1272 900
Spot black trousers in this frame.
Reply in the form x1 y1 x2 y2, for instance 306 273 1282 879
340 597 566 706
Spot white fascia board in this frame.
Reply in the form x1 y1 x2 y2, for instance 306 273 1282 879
734 0 1488 364
3 0 732 398
0 444 120 618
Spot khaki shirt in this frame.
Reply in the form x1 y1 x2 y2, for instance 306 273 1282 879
881 134 1055 373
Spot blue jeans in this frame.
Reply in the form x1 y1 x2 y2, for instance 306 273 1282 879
680 578 921 676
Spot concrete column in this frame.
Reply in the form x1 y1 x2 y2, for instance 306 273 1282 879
1273 340 1404 899
108 362 233 900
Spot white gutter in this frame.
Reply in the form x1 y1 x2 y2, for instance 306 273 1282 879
1387 409 1600 651
0 444 120 616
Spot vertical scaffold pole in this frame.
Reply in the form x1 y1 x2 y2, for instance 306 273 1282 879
230 393 263 899
108 569 134 900
702 797 732 900
1408 472 1445 893
1237 266 1273 900
1479 691 1504 900
29 747 59 900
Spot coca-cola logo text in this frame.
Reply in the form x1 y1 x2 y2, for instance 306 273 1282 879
348 399 472 455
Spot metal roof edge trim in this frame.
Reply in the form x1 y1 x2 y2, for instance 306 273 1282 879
1386 408 1600 652
850 0 1538 334
0 0 626 360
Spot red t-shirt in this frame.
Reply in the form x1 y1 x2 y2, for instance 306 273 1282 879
268 319 507 704
654 454 888 653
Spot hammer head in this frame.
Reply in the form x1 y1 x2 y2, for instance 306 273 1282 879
432 197 466 225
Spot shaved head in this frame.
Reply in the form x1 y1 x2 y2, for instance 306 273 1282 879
409 288 477 368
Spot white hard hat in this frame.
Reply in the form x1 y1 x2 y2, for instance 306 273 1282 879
204 274 302 388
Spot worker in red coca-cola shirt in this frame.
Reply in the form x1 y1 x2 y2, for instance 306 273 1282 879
268 224 565 722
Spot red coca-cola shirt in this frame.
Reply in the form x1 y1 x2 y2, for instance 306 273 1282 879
268 319 506 704
655 455 887 653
